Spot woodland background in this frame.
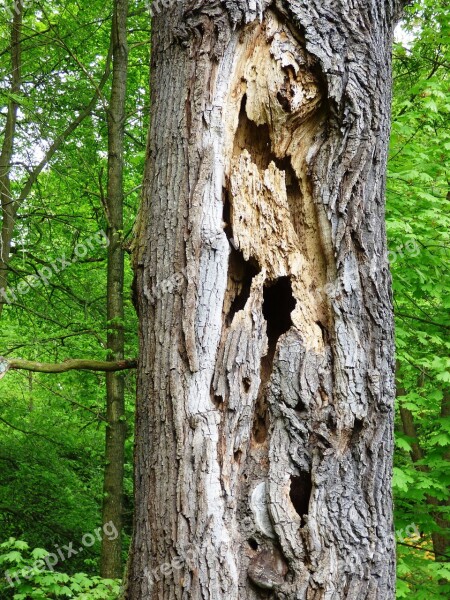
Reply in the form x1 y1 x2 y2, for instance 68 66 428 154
0 0 448 598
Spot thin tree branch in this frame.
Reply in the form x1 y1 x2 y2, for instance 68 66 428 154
396 312 450 330
0 357 137 378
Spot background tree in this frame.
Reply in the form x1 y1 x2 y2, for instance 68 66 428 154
102 0 129 579
0 0 23 318
0 0 148 588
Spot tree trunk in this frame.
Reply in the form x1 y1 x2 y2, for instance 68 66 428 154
101 0 129 579
398 380 450 562
127 1 401 598
0 0 23 319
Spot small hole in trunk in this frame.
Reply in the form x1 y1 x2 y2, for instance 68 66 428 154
248 538 259 551
290 472 312 527
262 277 296 355
226 248 260 326
252 277 296 444
294 399 307 413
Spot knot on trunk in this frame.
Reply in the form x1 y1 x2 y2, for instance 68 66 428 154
248 546 288 590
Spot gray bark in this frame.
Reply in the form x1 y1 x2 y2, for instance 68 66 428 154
127 1 400 598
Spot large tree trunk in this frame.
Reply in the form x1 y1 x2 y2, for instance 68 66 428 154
101 0 129 579
127 1 401 598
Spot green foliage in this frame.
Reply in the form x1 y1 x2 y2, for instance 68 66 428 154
0 539 120 599
389 0 450 596
0 0 147 582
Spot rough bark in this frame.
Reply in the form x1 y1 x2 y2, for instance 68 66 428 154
101 0 129 579
128 1 400 598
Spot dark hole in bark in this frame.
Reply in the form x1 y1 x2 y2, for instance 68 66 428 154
233 96 274 170
290 472 312 527
262 277 296 356
226 247 260 326
248 538 259 551
354 418 364 433
327 411 337 431
351 418 364 444
350 229 365 254
294 399 307 413
222 187 233 240
213 394 223 408
234 449 243 462
253 278 296 444
252 396 269 444
243 376 251 393
277 90 291 112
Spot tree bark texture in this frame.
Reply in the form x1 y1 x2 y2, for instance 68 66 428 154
128 1 401 598
101 0 129 579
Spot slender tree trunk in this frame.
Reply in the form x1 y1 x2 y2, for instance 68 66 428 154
0 0 23 319
436 391 450 560
127 1 403 597
101 0 129 579
400 390 450 564
398 383 450 561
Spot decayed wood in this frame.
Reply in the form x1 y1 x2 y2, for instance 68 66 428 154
127 1 401 598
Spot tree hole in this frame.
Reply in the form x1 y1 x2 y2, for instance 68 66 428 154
294 399 307 413
252 396 270 444
222 187 233 241
212 392 224 409
248 538 259 551
262 277 296 358
351 418 364 445
233 96 275 170
252 278 296 444
290 472 312 527
226 248 260 326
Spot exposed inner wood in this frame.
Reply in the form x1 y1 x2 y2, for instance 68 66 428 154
217 12 333 594
224 14 330 355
